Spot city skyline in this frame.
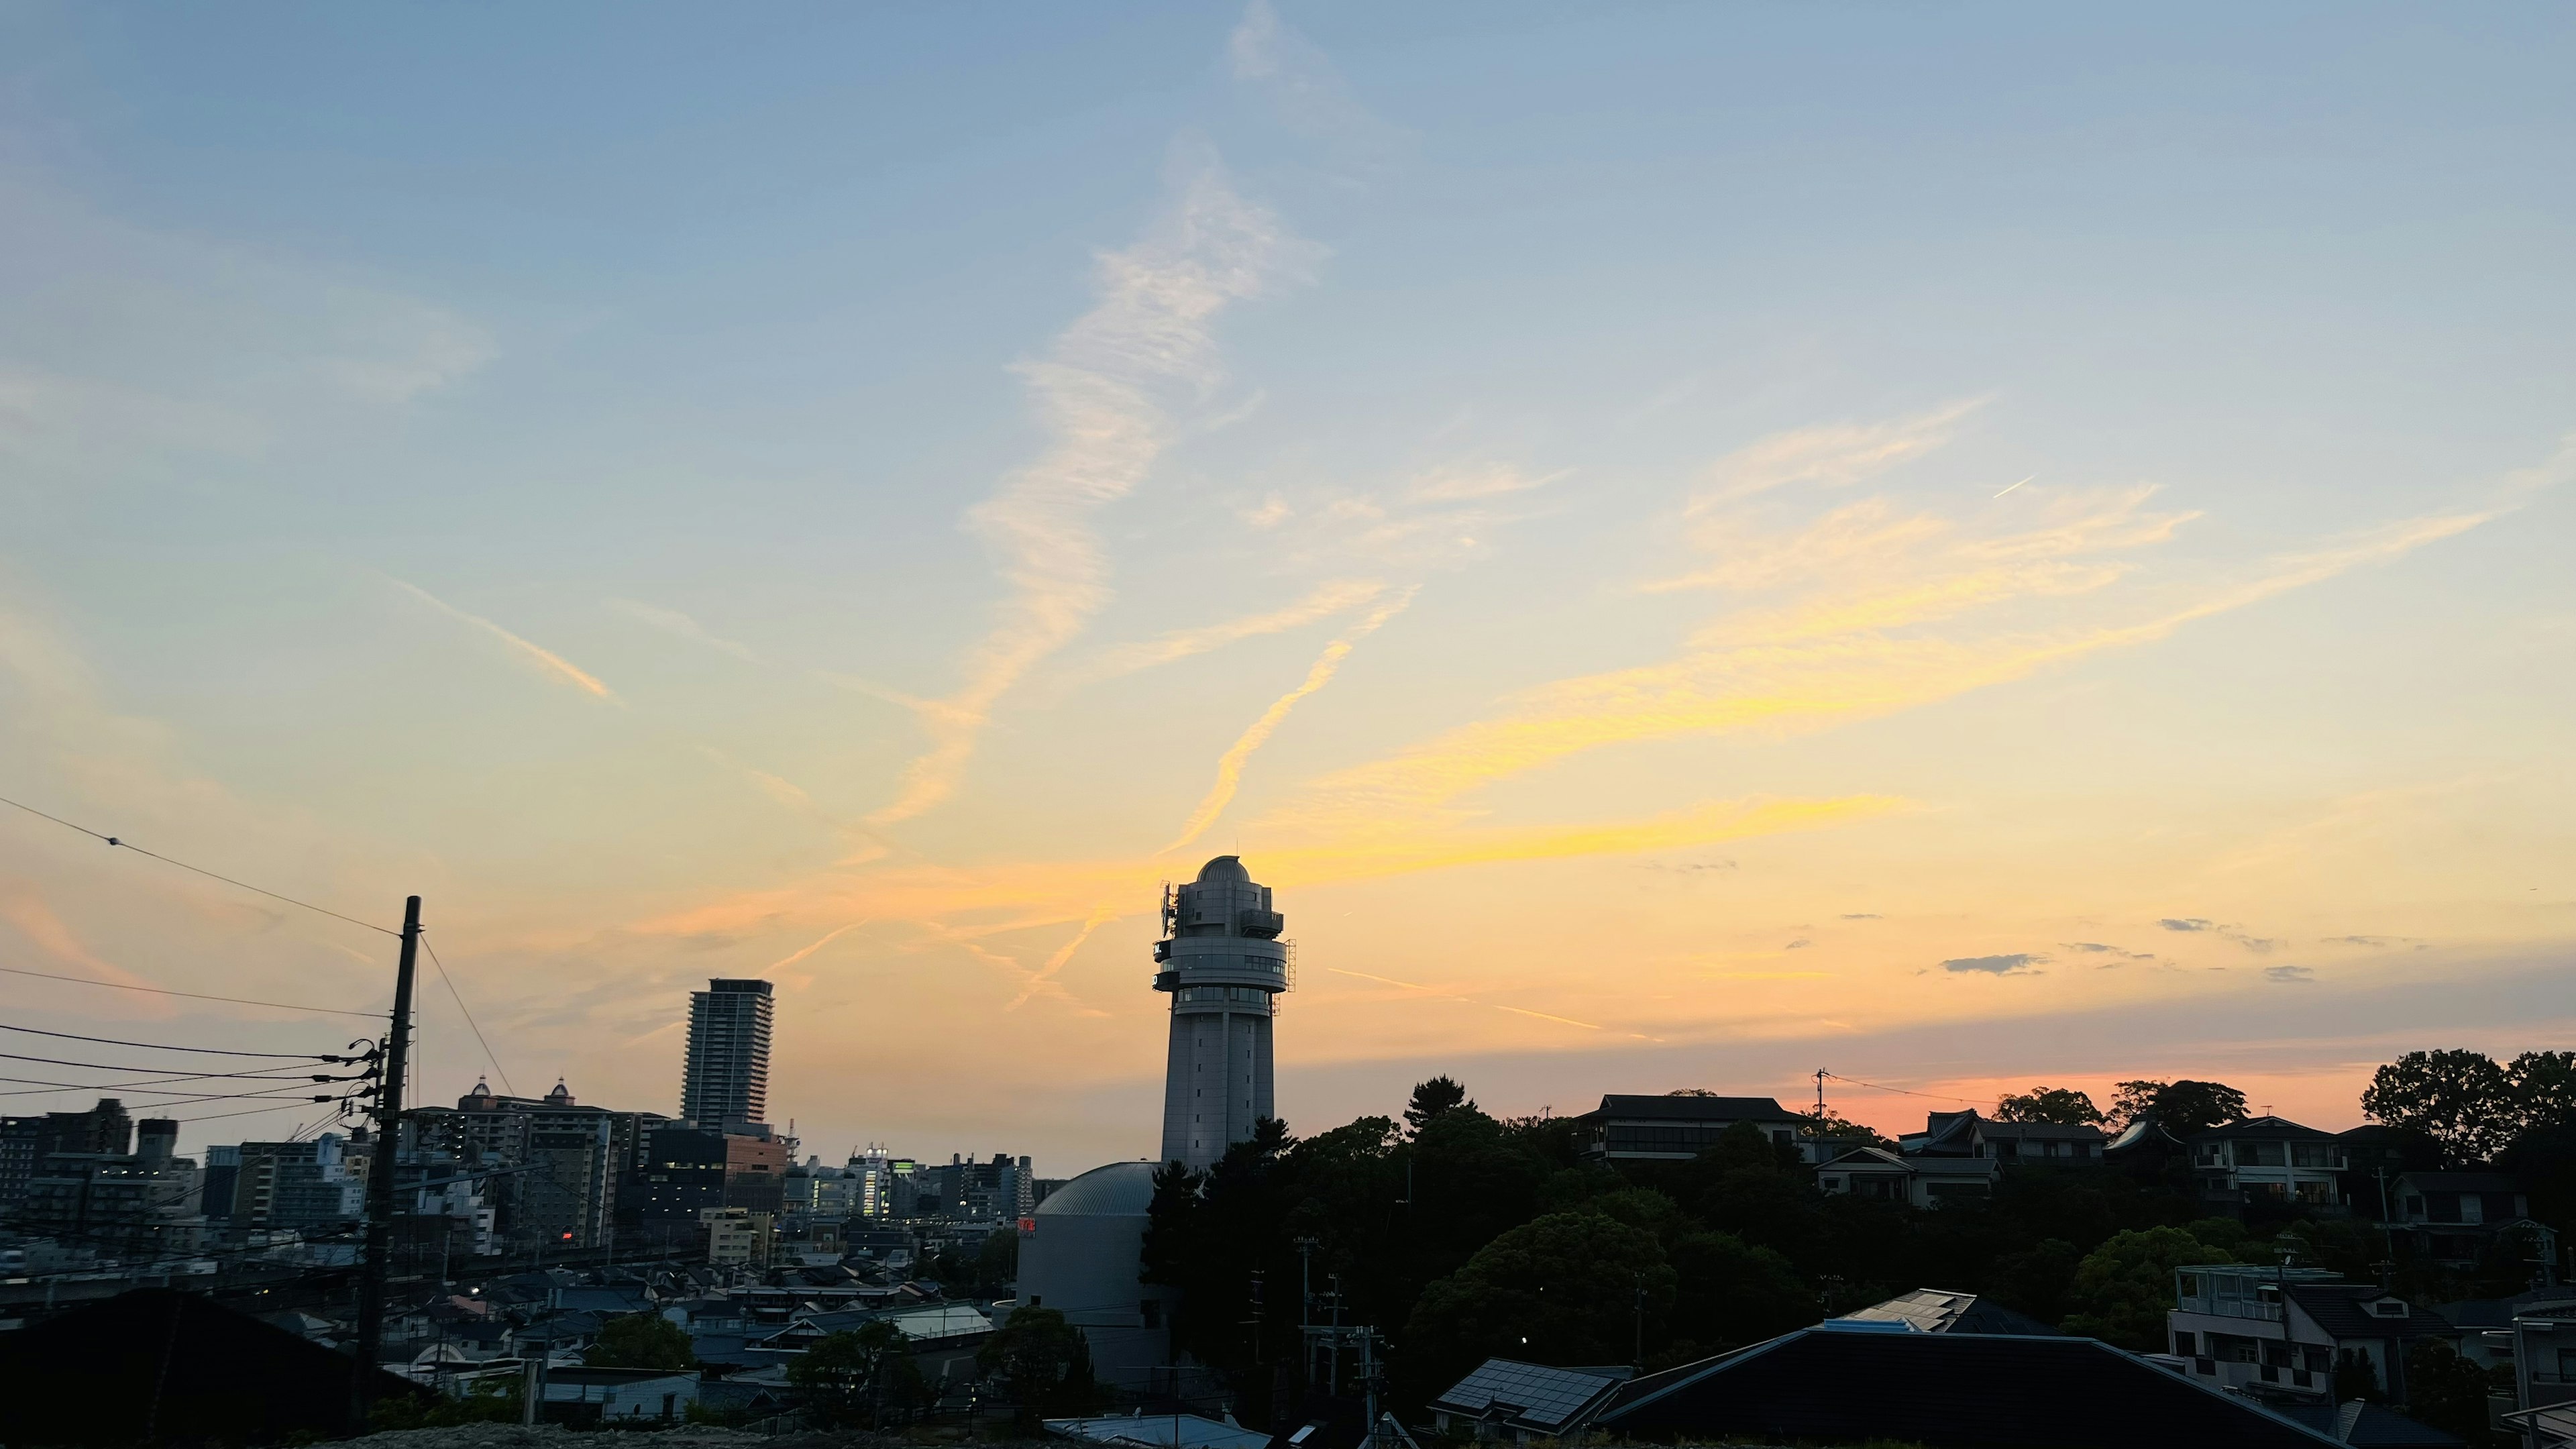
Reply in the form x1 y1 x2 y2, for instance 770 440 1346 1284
2 4 2573 1172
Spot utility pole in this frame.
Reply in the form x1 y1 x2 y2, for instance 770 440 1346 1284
1294 1236 1319 1385
352 894 421 1428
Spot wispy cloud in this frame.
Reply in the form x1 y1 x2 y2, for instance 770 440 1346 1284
1697 397 1986 504
869 160 1304 825
1407 463 1568 504
1007 904 1123 1010
767 920 867 972
2265 965 2316 983
1164 588 1417 853
1324 965 1650 1038
1252 421 2546 850
390 579 616 700
608 598 761 663
1081 578 1385 680
1229 0 1409 167
1943 953 2046 975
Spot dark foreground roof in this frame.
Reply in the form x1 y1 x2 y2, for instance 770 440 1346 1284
1586 1093 1802 1122
1429 1358 1632 1434
1598 1328 2343 1448
1839 1289 2061 1336
2276 1400 2465 1448
0 1288 426 1446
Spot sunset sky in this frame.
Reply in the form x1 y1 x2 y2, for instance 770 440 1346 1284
4 3 2573 1173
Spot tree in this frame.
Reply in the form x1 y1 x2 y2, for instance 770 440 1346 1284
978 1306 1104 1428
1988 1238 2084 1326
790 1322 921 1428
2512 1051 2576 1132
2333 1348 2382 1403
1666 1230 1815 1348
1994 1087 2106 1126
2361 1050 2518 1165
1407 1212 1676 1387
2404 1336 2498 1441
585 1311 694 1371
2109 1080 2248 1136
1405 1076 1475 1134
2060 1226 2229 1350
1801 1108 1894 1148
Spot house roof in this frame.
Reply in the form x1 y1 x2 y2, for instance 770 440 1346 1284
2106 1118 2184 1153
1044 1412 1274 1449
2284 1285 2452 1339
2275 1400 2465 1447
1981 1121 2108 1142
1586 1094 1801 1123
2393 1172 2522 1193
2190 1115 2336 1142
1597 1329 2345 1448
1821 1146 1911 1170
1838 1289 2061 1337
1429 1358 1634 1434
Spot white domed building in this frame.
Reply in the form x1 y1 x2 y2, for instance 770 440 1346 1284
1015 1160 1177 1391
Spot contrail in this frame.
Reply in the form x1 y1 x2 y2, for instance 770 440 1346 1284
1163 588 1416 853
767 920 868 972
1992 474 2035 499
869 164 1299 826
1326 966 1652 1037
390 578 616 700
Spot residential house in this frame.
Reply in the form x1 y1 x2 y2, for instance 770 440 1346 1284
1836 1289 2059 1336
2487 1303 2576 1446
1816 1110 2106 1209
1592 1324 2351 1447
2166 1263 2453 1402
1576 1095 1806 1164
2385 1171 2557 1270
540 1366 698 1422
1427 1359 1635 1444
2191 1117 2350 1216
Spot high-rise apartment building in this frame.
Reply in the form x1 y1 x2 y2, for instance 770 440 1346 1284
682 979 774 1130
1155 856 1287 1171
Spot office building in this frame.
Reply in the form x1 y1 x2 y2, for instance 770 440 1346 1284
0 1098 133 1209
1155 855 1288 1171
682 978 774 1130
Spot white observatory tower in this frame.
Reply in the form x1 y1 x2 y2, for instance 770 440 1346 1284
1155 855 1287 1171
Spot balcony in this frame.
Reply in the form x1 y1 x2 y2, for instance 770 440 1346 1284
2182 1359 2326 1398
2178 1297 2284 1322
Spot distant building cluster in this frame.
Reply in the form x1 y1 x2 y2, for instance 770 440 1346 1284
0 971 1054 1297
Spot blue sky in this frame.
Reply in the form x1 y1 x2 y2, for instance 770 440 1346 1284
3 2 2572 1168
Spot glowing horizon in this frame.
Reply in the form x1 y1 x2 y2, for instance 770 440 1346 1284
3 3 2573 1172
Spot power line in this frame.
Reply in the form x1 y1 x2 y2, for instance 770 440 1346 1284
422 935 514 1097
1822 1070 1997 1109
0 1020 344 1060
0 792 398 937
0 1068 359 1096
0 965 378 1020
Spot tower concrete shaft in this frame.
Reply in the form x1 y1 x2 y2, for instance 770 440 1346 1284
1155 856 1287 1171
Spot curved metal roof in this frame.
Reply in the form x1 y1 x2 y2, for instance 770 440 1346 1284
1034 1160 1161 1218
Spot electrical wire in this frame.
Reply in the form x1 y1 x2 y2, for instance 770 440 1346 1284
0 965 379 1020
0 1020 345 1059
1822 1070 1998 1108
0 792 398 936
0 1047 352 1075
0 1068 362 1095
422 935 515 1097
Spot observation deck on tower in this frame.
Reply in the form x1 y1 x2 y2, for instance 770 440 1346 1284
1153 855 1293 1008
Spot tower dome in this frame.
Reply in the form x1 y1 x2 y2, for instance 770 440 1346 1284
1155 857 1287 1170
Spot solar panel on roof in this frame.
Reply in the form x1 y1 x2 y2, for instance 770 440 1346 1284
1436 1360 1625 1430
